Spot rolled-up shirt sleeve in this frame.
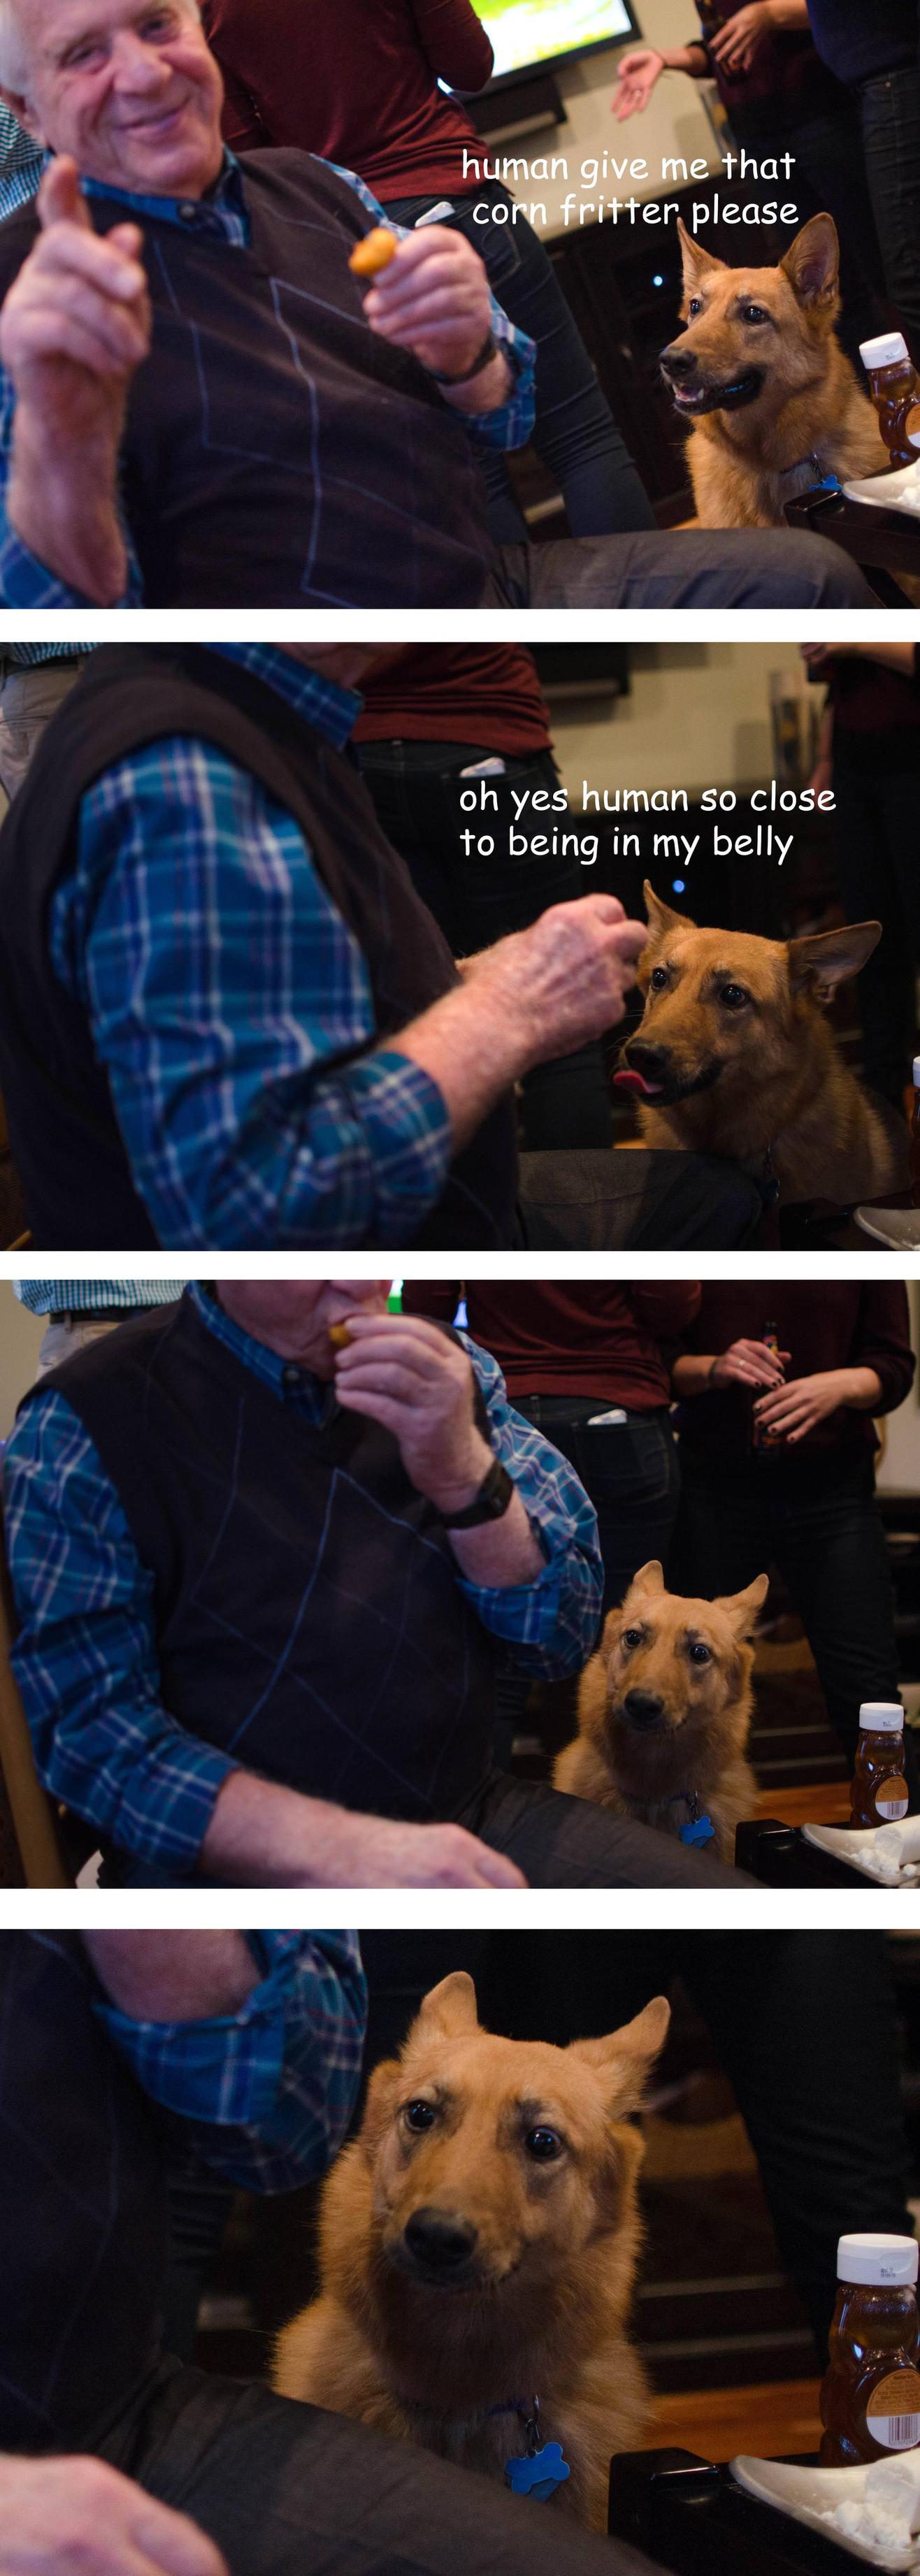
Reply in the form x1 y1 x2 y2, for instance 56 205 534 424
454 1339 603 1676
93 1930 367 2191
50 741 455 1247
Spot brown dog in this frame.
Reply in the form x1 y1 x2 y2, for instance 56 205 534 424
274 1971 669 2531
555 1559 768 1862
660 215 886 528
613 882 908 1206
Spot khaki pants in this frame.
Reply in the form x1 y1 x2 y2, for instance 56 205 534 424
36 1315 122 1377
0 660 87 808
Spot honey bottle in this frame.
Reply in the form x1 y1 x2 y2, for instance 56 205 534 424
850 1703 910 1828
752 1318 783 1452
821 2235 920 2466
910 1057 920 1210
859 333 920 470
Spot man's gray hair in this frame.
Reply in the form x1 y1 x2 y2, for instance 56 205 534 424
0 0 203 95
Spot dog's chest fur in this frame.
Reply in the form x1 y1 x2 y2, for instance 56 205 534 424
688 357 888 529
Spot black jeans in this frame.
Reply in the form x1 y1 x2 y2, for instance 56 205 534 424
859 62 920 361
510 1398 681 1616
359 1930 912 2364
381 181 654 542
355 738 612 1150
106 2357 664 2576
671 1449 918 1797
833 736 920 1106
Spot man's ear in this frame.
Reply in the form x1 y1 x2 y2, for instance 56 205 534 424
788 919 881 1001
0 85 44 145
411 1971 480 2043
719 1570 769 1638
781 212 839 308
569 1995 670 2113
677 217 723 294
644 881 692 940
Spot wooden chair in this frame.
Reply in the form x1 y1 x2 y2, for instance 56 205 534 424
0 1523 69 1886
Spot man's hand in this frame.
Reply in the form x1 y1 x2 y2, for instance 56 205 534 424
334 1314 489 1514
612 47 666 117
328 1814 526 1886
710 1336 791 1392
467 895 648 1066
0 157 150 602
202 1772 526 1886
361 226 510 407
0 2454 227 2576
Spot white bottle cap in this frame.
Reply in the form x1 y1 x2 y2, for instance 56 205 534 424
838 2234 919 2287
859 1702 905 1735
861 331 911 370
913 1056 920 1087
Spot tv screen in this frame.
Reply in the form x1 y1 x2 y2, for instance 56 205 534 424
471 0 638 85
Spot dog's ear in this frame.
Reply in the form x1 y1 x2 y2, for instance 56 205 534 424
719 1570 769 1638
788 918 882 1002
781 212 839 308
629 1558 665 1598
644 880 691 941
677 217 723 291
412 1971 480 2043
568 1995 670 2111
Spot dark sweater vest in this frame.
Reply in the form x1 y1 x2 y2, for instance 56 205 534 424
0 644 519 1250
0 152 496 607
0 1932 167 2451
27 1297 501 1857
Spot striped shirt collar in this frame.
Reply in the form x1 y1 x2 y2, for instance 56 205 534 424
189 1281 331 1420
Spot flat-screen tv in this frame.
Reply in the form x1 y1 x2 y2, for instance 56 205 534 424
470 0 639 87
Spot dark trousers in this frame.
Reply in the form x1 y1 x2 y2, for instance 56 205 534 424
859 64 920 362
381 181 655 542
106 2357 665 2576
832 739 920 1106
356 739 612 1151
487 528 877 605
468 1770 750 1885
359 1930 912 2363
517 1145 766 1247
510 1398 681 1616
671 1450 918 1797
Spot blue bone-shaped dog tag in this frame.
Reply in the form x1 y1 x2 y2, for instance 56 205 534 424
505 2442 571 2500
680 1813 715 1847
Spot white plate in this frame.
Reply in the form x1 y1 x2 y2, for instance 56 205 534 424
731 2456 920 2570
842 465 920 519
855 1209 920 1252
802 1824 920 1886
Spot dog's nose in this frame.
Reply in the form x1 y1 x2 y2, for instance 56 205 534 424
660 340 698 382
625 1042 671 1079
403 2208 478 2274
622 1689 666 1730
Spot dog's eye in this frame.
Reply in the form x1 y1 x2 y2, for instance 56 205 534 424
649 966 669 991
719 983 749 1011
524 2127 563 2162
688 1642 712 1665
740 302 769 325
404 2099 436 2132
687 297 703 316
621 1626 644 1649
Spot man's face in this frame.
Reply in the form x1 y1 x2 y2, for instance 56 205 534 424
7 0 225 198
215 1280 392 1378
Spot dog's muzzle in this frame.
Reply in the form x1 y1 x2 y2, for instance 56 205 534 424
619 1689 668 1735
396 2208 480 2289
613 1042 725 1106
659 343 766 416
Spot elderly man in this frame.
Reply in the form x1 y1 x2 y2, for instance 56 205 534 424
0 640 766 1250
3 1278 752 1888
0 0 874 607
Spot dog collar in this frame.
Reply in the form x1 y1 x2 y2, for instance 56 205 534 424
490 2398 572 2501
664 1789 716 1848
777 454 842 500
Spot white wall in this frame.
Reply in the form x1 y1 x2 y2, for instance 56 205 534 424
0 1291 44 1438
497 0 721 236
546 641 813 797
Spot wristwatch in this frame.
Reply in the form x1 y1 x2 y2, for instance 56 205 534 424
442 1456 515 1528
429 330 498 385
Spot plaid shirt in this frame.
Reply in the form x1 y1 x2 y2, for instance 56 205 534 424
0 154 535 609
0 106 43 220
3 1285 603 1883
48 642 455 1246
15 1280 185 1312
55 1927 365 2192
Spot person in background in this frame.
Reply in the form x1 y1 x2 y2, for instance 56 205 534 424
805 0 920 363
803 638 920 1113
402 1281 700 1612
613 0 884 363
200 0 655 543
670 1282 917 1792
354 646 611 1152
13 1278 185 1373
0 645 92 805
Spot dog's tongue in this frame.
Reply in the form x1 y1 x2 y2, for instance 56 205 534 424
612 1068 663 1097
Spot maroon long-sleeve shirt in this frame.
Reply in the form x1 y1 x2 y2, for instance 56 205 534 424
401 1283 703 1406
675 1283 914 1463
201 0 494 196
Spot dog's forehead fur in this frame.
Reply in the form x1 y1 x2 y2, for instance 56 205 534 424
396 2027 623 2127
614 1589 741 1649
640 915 787 999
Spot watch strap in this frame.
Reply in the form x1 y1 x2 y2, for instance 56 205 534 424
442 1456 515 1528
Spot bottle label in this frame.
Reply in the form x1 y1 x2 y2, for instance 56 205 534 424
877 1782 909 1820
866 2370 920 2450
